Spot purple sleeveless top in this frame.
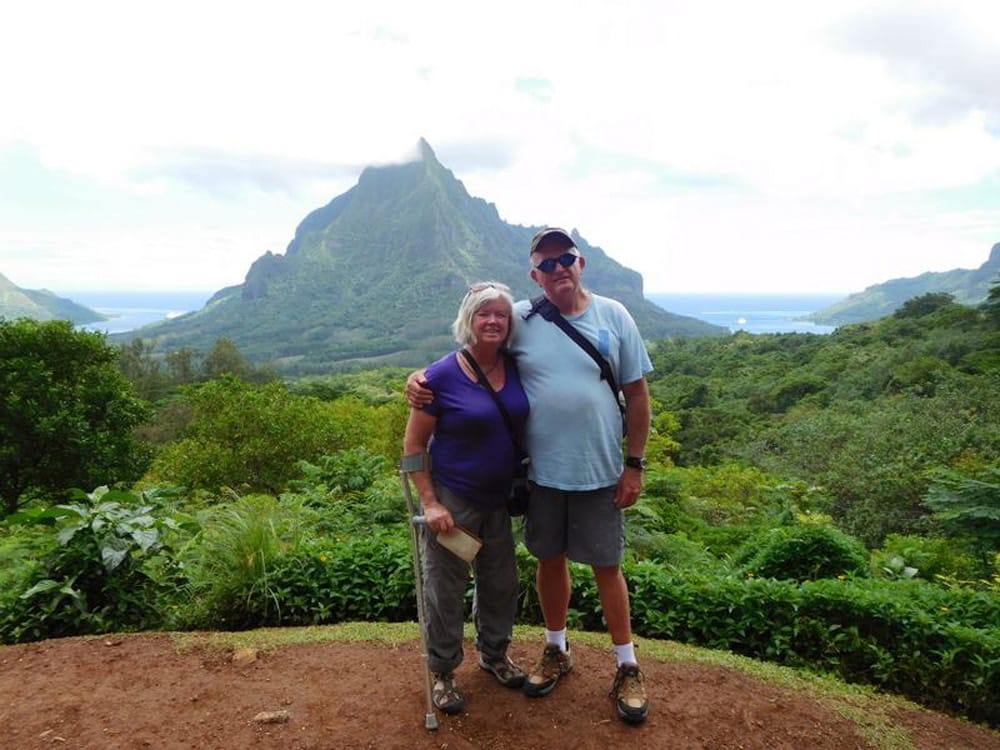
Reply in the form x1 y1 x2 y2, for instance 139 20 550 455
422 352 529 510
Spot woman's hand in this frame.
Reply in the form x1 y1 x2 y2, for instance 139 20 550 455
422 498 455 533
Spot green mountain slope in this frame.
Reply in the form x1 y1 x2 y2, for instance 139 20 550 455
127 140 725 373
808 242 1000 326
0 273 106 324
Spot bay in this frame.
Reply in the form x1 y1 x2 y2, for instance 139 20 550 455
647 293 842 335
68 291 214 335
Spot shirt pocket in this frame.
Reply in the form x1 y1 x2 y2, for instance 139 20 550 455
598 329 611 357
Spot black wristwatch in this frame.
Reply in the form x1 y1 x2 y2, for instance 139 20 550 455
624 456 646 470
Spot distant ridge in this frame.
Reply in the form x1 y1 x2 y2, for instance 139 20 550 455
0 273 106 324
124 139 725 373
808 242 1000 326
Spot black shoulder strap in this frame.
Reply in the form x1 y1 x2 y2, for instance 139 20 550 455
524 295 624 417
459 350 528 461
522 294 550 321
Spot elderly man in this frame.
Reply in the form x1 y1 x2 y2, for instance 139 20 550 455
409 227 652 723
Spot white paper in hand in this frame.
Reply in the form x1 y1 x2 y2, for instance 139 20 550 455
436 524 483 561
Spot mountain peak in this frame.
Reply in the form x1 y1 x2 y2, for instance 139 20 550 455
417 137 438 164
126 145 726 370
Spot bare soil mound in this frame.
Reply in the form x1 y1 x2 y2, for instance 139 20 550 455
1 634 997 749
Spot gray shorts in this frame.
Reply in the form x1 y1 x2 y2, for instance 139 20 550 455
524 483 624 567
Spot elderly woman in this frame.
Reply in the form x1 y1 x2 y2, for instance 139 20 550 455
403 281 529 715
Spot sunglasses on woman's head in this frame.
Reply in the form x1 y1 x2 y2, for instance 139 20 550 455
534 252 579 274
467 282 497 294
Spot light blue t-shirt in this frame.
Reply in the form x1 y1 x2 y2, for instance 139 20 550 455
509 294 653 491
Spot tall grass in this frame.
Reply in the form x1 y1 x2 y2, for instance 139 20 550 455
178 494 309 629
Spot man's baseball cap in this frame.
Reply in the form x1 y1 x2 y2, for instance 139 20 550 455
529 227 575 255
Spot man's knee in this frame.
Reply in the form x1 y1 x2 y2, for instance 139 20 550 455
591 564 625 584
538 553 567 571
592 563 621 573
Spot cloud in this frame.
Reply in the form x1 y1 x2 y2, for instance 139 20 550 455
130 148 366 198
566 144 745 194
515 78 556 102
435 139 518 173
831 1 1000 128
0 2 997 295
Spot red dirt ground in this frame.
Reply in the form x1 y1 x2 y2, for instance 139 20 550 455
1 634 997 750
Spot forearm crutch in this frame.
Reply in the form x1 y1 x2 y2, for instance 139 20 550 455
399 453 438 731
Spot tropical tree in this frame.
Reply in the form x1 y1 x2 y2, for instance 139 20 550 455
118 338 170 401
982 279 1000 327
924 467 1000 567
0 319 152 516
202 337 257 381
148 376 382 492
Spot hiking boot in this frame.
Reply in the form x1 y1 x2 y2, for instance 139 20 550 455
479 653 526 688
523 643 573 698
431 672 465 715
610 663 648 724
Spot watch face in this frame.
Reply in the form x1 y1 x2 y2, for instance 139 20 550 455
625 456 646 469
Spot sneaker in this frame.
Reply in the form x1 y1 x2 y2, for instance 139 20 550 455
523 643 573 698
479 653 526 688
610 663 648 724
431 672 465 715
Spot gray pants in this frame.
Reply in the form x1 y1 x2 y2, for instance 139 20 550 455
421 481 519 675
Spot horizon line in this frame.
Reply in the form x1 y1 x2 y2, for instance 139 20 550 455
51 287 853 297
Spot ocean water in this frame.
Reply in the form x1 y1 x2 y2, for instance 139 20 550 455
647 293 842 335
67 290 845 336
68 291 214 335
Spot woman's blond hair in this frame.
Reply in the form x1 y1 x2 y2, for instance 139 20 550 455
451 281 515 346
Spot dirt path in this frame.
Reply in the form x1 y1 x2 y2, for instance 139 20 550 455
1 634 997 749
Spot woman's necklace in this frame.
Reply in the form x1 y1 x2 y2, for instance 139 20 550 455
464 348 500 377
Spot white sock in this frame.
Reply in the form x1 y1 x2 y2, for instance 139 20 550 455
614 642 637 667
545 629 568 652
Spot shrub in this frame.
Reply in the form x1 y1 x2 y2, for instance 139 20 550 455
735 524 869 582
263 531 415 625
620 562 1000 725
149 378 380 492
0 520 55 591
924 466 1000 568
628 528 722 572
293 448 390 495
177 494 309 629
176 523 417 629
0 487 182 643
284 471 407 537
872 533 981 581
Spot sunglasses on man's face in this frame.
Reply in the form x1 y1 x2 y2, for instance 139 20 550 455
534 252 579 274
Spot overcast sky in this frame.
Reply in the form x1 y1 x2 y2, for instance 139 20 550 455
1 0 998 296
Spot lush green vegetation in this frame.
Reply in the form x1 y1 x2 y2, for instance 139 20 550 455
808 244 1000 326
1 290 999 726
648 292 1000 549
0 319 152 515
